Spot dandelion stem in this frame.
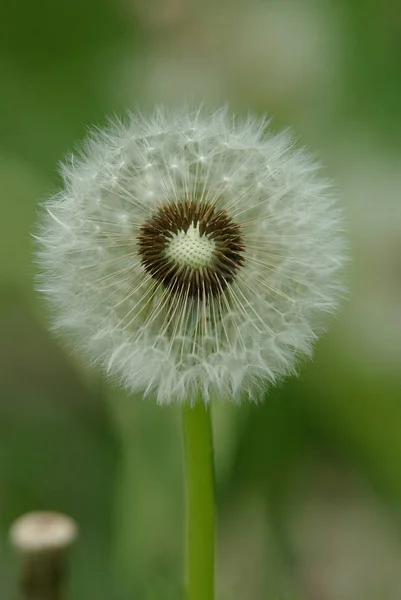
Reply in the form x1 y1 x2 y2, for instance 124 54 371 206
182 402 215 600
19 552 64 600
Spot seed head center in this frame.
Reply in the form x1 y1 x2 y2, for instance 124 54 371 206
165 223 216 270
138 199 245 298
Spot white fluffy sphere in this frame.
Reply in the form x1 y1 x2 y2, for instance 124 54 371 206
9 511 78 553
36 107 346 404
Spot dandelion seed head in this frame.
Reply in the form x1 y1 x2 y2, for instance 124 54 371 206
9 512 78 554
35 106 346 404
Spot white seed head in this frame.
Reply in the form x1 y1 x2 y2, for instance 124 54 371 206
9 511 78 554
35 106 346 404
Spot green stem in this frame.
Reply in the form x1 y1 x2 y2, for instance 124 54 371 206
182 402 215 600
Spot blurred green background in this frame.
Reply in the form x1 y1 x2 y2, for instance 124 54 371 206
1 0 401 598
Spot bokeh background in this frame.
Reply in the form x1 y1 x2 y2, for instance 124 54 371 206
1 0 401 598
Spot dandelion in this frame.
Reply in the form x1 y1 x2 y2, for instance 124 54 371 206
9 511 78 600
35 106 346 600
36 106 345 406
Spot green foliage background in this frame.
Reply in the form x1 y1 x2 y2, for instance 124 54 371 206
1 0 401 598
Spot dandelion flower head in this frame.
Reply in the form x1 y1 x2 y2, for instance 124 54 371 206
36 107 345 404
